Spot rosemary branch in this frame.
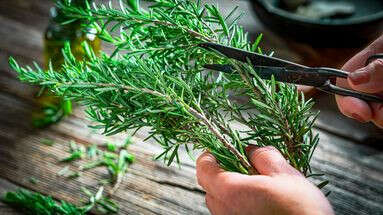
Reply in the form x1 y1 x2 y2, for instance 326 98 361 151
187 106 256 174
32 79 255 174
10 0 321 178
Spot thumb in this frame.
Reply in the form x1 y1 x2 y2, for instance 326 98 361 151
245 146 302 176
348 59 383 93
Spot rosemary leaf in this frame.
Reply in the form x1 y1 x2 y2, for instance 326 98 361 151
11 0 322 180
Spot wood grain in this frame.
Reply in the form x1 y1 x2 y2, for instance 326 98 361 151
0 0 51 31
0 110 208 214
0 178 23 215
0 91 382 214
0 0 382 214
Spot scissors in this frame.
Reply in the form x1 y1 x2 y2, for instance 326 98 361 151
200 42 383 103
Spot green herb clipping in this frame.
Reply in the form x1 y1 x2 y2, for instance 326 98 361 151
10 0 322 181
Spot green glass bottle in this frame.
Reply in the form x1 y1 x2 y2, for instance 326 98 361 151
34 0 100 128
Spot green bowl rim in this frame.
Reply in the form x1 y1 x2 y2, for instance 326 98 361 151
258 0 383 26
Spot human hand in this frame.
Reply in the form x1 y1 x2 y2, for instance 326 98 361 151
196 146 333 215
336 35 383 128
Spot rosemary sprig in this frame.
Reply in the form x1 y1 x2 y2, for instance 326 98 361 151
51 139 135 193
10 0 320 178
2 187 118 215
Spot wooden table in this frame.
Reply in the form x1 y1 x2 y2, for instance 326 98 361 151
0 0 382 214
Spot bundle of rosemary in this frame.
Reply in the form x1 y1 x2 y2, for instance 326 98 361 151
10 0 320 177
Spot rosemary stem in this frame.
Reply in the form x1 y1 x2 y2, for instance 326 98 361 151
187 107 257 174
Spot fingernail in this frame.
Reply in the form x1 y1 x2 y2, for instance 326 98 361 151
351 113 367 123
245 145 260 158
348 68 370 85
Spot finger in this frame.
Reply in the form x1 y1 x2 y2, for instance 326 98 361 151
335 95 373 123
337 54 379 122
205 194 233 215
335 41 379 122
297 85 316 97
196 151 269 202
196 152 231 194
340 35 383 79
245 146 302 176
371 103 383 128
367 34 383 55
348 59 383 93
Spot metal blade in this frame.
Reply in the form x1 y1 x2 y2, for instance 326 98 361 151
255 66 329 87
200 42 307 68
203 64 234 73
203 64 329 87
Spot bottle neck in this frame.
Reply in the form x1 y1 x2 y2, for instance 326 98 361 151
46 1 96 40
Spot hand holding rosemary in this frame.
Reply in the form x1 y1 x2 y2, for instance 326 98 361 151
10 0 322 180
196 147 334 215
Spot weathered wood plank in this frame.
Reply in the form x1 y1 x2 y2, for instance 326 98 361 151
311 129 383 215
0 178 24 215
0 87 382 214
0 91 207 214
0 15 43 63
0 1 382 214
0 0 51 31
0 134 208 214
0 202 22 215
313 93 383 144
71 107 383 214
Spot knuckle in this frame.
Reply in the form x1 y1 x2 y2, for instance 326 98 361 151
253 146 281 162
196 153 213 172
367 36 383 51
335 96 350 116
370 59 383 71
196 152 207 166
196 153 223 188
270 158 292 175
196 157 211 184
262 146 279 153
252 146 298 175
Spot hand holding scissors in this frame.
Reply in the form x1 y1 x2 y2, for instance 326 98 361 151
200 42 383 104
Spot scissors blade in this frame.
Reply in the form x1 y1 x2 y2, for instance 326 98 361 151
200 42 307 69
203 64 329 87
255 66 329 87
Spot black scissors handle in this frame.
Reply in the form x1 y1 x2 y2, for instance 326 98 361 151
319 81 383 103
308 54 383 103
366 54 383 66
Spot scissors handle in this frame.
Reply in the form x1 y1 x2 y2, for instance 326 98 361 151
294 55 383 103
319 81 383 103
366 53 383 66
201 42 383 103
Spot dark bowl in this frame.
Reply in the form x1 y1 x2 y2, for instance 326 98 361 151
251 0 383 47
